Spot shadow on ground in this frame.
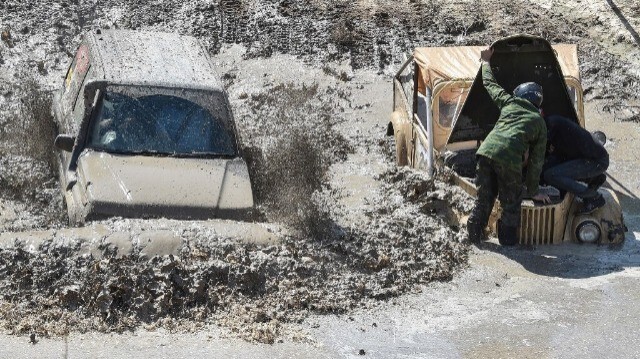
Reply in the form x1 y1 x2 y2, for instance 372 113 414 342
473 172 640 280
475 220 639 279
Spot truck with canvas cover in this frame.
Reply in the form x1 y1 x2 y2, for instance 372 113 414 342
388 34 626 245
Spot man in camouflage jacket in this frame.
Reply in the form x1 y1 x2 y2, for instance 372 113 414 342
467 48 547 246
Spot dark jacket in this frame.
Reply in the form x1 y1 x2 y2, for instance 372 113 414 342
476 62 547 197
545 115 608 162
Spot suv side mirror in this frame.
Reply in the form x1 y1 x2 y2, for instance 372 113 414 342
55 134 76 152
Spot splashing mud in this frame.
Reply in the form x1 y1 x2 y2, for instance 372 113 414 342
239 83 352 239
0 79 65 232
0 167 470 344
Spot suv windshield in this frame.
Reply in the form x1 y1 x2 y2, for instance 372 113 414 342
88 86 237 156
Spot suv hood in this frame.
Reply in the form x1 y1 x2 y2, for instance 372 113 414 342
76 151 254 220
447 35 580 144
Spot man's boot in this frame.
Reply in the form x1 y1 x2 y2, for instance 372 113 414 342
498 221 518 246
587 174 606 191
466 220 484 243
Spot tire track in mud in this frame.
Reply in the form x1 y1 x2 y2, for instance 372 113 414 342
524 0 640 121
3 0 638 97
109 0 640 120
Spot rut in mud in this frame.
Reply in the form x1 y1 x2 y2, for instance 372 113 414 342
1 0 639 343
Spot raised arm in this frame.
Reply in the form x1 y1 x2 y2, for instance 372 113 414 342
480 48 513 109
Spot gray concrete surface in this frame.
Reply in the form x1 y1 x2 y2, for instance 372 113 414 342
0 330 334 359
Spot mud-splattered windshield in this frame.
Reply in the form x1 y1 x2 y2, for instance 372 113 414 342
87 86 237 156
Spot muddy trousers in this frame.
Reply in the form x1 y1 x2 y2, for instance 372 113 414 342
543 156 609 200
467 156 522 245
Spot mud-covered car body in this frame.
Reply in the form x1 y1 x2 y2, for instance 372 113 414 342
52 29 253 224
389 35 625 245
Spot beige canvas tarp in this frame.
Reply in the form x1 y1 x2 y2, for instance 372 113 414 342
414 44 579 93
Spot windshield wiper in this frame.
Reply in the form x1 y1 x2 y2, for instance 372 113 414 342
128 149 162 155
91 147 235 157
127 150 236 157
183 151 236 158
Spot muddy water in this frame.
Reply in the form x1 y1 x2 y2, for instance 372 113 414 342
1 0 640 344
0 45 470 343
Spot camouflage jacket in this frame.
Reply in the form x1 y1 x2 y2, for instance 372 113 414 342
476 62 547 197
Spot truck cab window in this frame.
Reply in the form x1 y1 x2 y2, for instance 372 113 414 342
437 83 470 128
398 62 415 115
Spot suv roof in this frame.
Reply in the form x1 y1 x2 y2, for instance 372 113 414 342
85 29 224 91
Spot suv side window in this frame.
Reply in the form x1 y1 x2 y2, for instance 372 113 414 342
62 43 91 125
71 66 95 129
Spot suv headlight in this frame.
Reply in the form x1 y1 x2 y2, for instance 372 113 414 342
575 220 601 243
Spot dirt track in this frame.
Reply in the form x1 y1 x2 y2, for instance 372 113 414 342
1 0 640 353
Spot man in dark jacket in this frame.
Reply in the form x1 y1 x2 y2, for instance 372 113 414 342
467 48 548 246
538 114 609 214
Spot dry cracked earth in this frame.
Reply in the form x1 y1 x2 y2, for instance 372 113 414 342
0 0 639 345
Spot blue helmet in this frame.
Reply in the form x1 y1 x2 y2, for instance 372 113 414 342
513 82 543 107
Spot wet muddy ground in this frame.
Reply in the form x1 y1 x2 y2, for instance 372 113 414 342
1 0 639 346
